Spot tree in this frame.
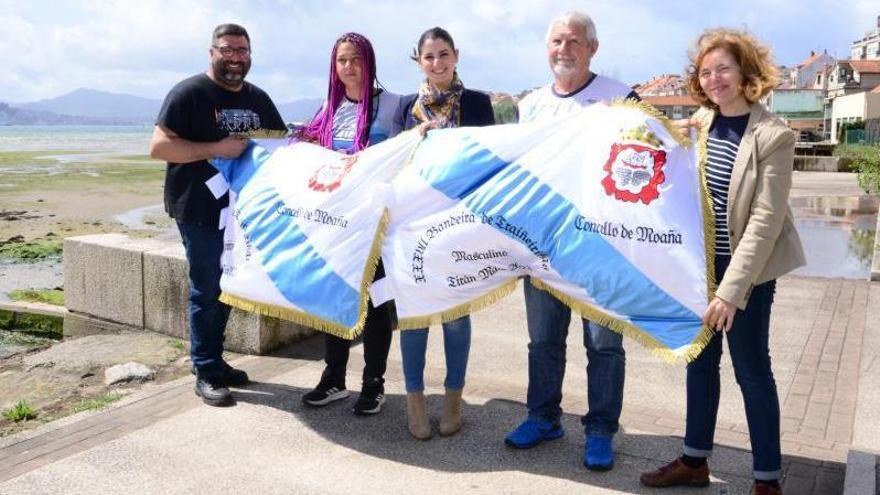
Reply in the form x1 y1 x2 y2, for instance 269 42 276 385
835 144 880 194
492 99 518 124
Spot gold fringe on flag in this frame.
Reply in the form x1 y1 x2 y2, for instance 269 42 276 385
223 104 719 362
219 210 391 341
397 279 519 330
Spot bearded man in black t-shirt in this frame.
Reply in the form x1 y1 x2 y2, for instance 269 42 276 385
149 23 286 407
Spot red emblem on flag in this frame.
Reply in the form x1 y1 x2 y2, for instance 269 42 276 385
308 154 359 193
601 143 666 205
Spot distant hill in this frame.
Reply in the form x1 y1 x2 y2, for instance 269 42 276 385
18 88 161 123
2 88 324 126
0 102 129 125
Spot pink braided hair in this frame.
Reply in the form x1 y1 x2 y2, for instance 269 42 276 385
303 32 377 152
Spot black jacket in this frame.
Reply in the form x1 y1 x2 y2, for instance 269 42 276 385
398 88 495 130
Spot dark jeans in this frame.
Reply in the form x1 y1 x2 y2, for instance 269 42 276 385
323 259 394 388
177 221 230 379
523 278 626 438
684 255 780 480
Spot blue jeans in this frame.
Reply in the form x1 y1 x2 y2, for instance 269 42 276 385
400 315 472 392
523 278 625 438
177 221 230 379
684 255 780 481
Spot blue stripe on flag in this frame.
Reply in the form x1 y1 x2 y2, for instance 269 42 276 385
416 132 701 349
230 154 362 328
211 141 274 194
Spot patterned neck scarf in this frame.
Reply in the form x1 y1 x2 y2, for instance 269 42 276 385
412 73 465 128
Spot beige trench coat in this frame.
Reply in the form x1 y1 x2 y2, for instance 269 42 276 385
693 104 806 309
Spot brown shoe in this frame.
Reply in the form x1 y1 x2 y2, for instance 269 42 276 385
640 458 710 488
406 392 432 440
439 388 463 436
751 483 781 495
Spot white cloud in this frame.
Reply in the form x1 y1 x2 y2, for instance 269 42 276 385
2 0 876 104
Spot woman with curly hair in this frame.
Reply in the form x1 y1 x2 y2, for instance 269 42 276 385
300 32 402 416
640 28 804 495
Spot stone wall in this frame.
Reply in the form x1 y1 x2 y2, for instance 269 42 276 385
793 155 842 172
63 234 315 354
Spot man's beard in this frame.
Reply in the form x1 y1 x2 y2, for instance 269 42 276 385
213 59 250 87
551 59 577 77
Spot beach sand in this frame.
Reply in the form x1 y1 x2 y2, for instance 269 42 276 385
0 151 170 297
0 152 168 243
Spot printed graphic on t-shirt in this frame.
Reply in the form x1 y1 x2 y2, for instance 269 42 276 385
331 99 359 144
216 108 262 134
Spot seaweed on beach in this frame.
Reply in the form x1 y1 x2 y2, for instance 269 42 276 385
0 310 63 338
8 288 65 306
0 237 62 260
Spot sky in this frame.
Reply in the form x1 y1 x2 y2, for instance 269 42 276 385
1 0 878 104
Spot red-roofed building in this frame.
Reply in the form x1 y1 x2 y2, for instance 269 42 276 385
788 50 835 89
641 95 699 120
827 59 880 98
635 74 687 97
827 59 880 142
811 64 835 91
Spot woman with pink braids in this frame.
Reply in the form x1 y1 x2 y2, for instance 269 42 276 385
300 32 402 415
301 32 402 153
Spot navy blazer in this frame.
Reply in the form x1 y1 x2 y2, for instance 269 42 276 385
398 88 495 130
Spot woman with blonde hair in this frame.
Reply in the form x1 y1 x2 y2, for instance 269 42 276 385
640 28 804 495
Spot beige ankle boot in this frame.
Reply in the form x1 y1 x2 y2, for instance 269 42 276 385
406 392 431 440
439 388 463 436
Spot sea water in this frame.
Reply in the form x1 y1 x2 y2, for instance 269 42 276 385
0 125 152 153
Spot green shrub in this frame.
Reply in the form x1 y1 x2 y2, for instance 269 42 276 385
3 401 37 422
834 144 880 194
72 392 124 413
492 99 519 124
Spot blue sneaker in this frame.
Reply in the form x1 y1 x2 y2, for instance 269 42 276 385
584 435 614 471
504 419 565 449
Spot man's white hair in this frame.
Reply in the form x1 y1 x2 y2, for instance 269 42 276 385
545 11 597 45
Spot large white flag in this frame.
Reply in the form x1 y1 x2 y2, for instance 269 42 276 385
212 102 715 362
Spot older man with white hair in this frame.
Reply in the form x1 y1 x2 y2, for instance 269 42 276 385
504 11 638 471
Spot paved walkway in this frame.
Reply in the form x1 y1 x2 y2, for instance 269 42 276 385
0 173 877 494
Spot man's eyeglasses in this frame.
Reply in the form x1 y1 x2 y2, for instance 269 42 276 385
213 45 251 57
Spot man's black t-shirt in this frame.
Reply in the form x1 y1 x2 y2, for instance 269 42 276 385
156 73 286 226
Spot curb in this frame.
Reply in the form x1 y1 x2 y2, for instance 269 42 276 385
872 208 880 282
843 449 878 495
0 300 68 318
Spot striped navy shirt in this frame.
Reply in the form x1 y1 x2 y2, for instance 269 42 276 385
706 113 749 256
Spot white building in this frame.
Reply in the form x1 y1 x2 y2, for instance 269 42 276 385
789 51 835 89
830 86 880 143
851 16 880 60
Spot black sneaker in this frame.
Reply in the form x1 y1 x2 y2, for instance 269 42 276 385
190 361 250 386
195 376 233 407
353 377 385 416
302 370 349 407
